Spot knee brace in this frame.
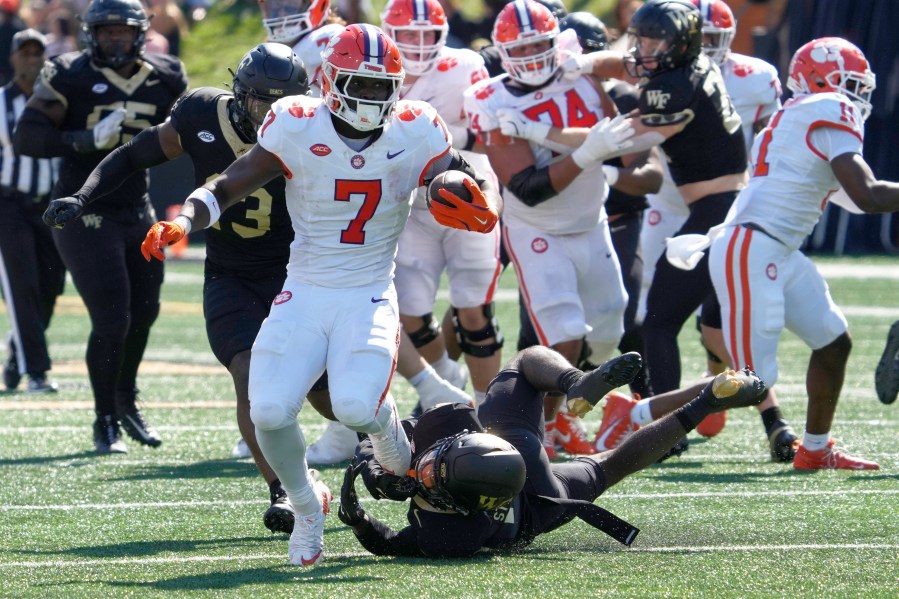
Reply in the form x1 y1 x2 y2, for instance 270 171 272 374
250 400 294 431
407 313 440 348
452 303 504 358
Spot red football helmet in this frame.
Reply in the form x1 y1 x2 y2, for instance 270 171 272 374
321 24 405 131
380 0 448 76
258 0 331 44
691 0 735 66
492 0 560 86
788 37 876 121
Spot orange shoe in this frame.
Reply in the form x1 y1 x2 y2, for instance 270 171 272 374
552 411 597 455
696 411 727 438
593 392 639 452
543 422 559 460
793 439 880 470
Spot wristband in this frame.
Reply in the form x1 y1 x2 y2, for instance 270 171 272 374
173 214 193 235
570 145 593 170
187 187 222 227
602 165 620 187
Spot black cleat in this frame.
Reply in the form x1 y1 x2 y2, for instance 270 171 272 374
567 352 643 417
93 415 128 454
26 375 58 394
3 339 20 390
118 405 162 447
875 320 899 405
264 487 295 534
657 436 689 462
768 424 799 462
699 368 767 411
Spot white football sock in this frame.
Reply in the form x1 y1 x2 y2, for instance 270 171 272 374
630 398 654 426
802 431 830 452
254 423 320 515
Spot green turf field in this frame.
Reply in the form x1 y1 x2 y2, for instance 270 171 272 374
1 255 897 597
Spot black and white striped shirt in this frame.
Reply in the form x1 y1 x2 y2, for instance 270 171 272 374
0 82 59 198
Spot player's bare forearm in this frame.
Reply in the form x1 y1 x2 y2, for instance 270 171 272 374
832 153 899 213
611 148 663 196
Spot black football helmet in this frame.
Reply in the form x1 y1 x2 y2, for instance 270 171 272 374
531 0 567 20
230 42 310 142
81 0 149 69
559 11 609 53
411 431 526 515
626 0 701 77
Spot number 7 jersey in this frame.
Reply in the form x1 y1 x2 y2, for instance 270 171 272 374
257 95 452 288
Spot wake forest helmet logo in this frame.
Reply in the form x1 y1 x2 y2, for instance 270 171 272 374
645 89 672 109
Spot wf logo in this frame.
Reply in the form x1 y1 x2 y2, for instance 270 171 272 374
81 214 103 229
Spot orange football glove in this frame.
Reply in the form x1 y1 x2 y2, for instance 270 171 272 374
430 178 498 233
141 221 186 262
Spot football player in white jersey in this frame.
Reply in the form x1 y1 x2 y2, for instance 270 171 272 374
709 37 899 470
259 0 345 96
141 24 501 565
383 0 503 408
464 0 635 459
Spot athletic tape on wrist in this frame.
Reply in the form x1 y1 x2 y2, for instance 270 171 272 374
187 187 222 227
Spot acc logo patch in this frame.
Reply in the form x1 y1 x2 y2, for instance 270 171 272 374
273 291 293 305
531 237 548 253
310 144 331 156
197 130 215 143
91 83 109 94
766 263 778 280
351 154 365 169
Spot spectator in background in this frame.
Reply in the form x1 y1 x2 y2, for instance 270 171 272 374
44 9 78 57
0 29 64 394
0 0 25 86
609 0 642 53
145 0 188 55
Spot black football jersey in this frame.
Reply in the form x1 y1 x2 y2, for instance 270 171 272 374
638 54 746 186
39 50 187 214
604 80 648 216
170 87 292 277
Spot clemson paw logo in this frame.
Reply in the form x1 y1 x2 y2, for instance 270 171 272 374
810 42 842 65
531 237 548 253
274 291 293 305
437 57 458 71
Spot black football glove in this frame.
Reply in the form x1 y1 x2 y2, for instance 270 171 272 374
337 462 366 527
43 196 86 229
371 471 418 501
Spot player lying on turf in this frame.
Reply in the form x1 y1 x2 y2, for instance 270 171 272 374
338 347 767 557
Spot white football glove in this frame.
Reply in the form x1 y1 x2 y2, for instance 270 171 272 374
93 108 127 150
560 54 594 83
570 114 635 168
496 108 550 144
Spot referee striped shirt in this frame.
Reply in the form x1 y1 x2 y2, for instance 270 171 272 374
0 82 58 198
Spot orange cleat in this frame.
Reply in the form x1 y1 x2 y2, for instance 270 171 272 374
552 410 597 455
543 422 559 460
696 411 727 438
593 392 639 452
794 439 880 470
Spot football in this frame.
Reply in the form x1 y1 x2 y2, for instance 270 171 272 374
428 170 475 207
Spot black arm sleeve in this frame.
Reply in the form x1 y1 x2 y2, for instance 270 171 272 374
352 517 423 557
14 107 93 157
76 126 170 205
506 165 557 206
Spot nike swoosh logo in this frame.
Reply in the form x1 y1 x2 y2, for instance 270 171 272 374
387 150 405 159
300 550 322 566
595 417 624 450
145 79 160 87
474 216 487 225
555 430 571 444
371 297 389 303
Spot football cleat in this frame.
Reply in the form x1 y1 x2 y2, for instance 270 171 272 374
593 392 639 452
768 424 799 462
793 439 880 470
306 421 358 465
231 438 252 459
264 485 295 535
26 375 58 394
874 320 899 405
288 472 332 566
3 338 19 390
696 411 727 438
656 436 689 462
566 352 643 417
551 410 597 455
93 415 128 454
416 369 473 412
434 357 469 391
698 368 767 411
542 423 558 461
118 405 162 448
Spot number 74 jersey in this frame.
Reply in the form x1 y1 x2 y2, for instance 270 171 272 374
257 95 452 288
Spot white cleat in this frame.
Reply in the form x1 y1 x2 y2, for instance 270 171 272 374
435 357 469 391
305 421 358 465
230 438 251 459
288 474 332 567
417 371 473 412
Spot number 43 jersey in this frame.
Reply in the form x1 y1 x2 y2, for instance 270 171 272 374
170 87 291 278
464 74 613 235
257 95 452 289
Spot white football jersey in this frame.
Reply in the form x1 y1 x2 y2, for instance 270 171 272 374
257 96 452 287
292 22 344 98
722 52 782 154
464 74 612 235
725 92 864 251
